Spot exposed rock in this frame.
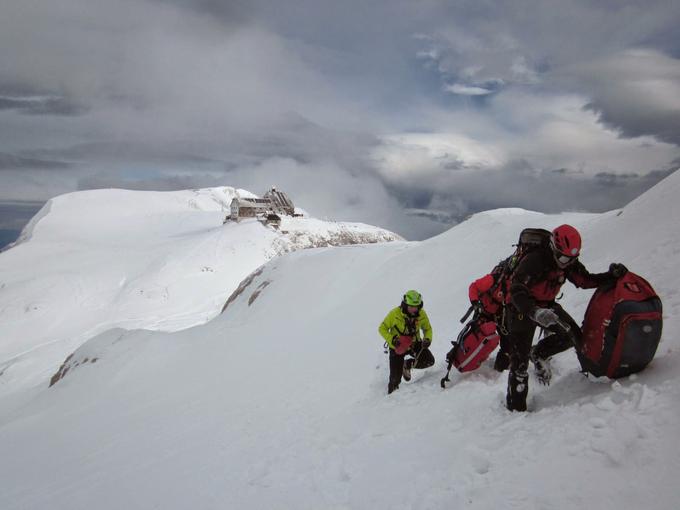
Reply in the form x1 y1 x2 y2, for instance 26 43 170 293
248 280 271 306
49 353 98 387
221 267 265 313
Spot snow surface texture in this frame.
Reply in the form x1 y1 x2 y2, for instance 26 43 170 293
0 187 401 394
1 174 679 509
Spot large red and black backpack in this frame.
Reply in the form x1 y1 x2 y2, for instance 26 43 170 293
441 317 501 387
447 319 500 373
578 271 662 378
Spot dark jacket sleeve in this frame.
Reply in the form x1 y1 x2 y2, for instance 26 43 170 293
509 252 544 315
565 261 611 289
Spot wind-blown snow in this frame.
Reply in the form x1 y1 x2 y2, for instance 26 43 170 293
0 173 679 510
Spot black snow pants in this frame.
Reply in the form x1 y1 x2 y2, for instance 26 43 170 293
494 331 512 371
504 302 581 411
388 346 435 393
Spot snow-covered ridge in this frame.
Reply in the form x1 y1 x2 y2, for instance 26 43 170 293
0 186 402 394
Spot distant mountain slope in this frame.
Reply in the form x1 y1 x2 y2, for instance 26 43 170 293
0 187 402 393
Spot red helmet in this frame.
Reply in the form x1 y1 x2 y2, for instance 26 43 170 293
551 224 581 267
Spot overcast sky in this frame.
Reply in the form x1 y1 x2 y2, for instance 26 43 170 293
1 0 679 242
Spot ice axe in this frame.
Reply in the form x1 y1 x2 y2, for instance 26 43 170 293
440 322 471 388
440 361 454 389
442 303 482 387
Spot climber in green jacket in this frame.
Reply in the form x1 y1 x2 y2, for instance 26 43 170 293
379 290 435 394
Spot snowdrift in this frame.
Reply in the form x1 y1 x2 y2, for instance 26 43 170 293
1 171 679 509
0 187 401 394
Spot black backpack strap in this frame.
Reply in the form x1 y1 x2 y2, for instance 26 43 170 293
460 304 475 323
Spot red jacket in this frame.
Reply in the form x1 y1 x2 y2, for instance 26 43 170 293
469 274 505 316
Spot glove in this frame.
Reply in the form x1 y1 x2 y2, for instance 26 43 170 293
531 308 559 328
392 335 400 349
422 338 432 349
609 263 628 279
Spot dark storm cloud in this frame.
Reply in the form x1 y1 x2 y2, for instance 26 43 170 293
585 100 680 147
26 142 222 165
0 153 71 170
568 50 680 146
0 95 88 116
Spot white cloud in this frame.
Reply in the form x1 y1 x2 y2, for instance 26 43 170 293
444 83 493 96
371 132 504 183
0 0 371 145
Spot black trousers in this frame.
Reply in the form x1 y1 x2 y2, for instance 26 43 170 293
388 346 435 392
504 303 581 411
493 332 512 371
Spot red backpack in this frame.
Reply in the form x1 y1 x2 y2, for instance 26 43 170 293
448 319 500 373
578 271 662 378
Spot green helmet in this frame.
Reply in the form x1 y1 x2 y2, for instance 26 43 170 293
403 290 423 307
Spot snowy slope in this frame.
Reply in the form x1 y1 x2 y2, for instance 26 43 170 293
0 187 401 394
0 172 679 509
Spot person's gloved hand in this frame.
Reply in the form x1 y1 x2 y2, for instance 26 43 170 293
422 338 432 349
531 308 559 328
609 263 628 279
392 335 400 349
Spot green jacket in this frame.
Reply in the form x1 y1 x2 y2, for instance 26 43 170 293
379 307 433 349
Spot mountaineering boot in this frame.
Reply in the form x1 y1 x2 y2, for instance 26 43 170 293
493 350 510 372
402 358 413 381
530 348 552 385
388 381 399 394
506 368 528 411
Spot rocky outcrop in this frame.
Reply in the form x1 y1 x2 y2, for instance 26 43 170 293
50 354 98 387
281 227 401 248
